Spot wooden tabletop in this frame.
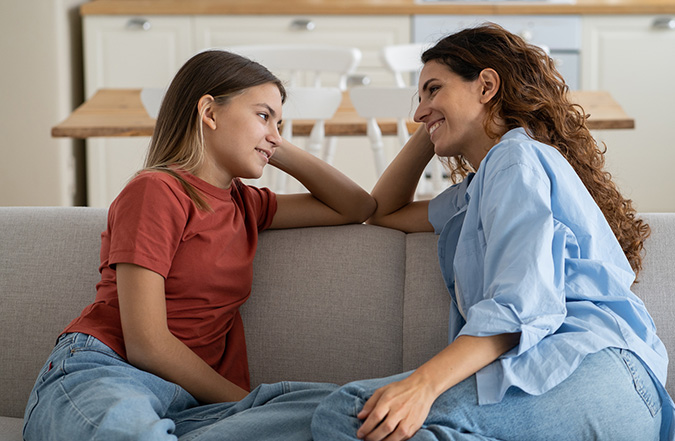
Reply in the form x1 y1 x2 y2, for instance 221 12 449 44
81 0 675 16
51 88 634 139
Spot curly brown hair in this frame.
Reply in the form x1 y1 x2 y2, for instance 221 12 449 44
422 23 649 276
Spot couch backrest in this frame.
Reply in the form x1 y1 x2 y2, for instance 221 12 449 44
1 208 674 419
630 213 675 393
244 224 408 386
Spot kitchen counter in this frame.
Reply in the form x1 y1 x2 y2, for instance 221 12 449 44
81 0 675 16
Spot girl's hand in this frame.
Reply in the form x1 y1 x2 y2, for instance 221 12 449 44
268 138 375 229
356 374 436 441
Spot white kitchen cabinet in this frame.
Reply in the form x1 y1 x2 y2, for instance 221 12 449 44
582 16 675 212
195 15 411 87
83 16 193 207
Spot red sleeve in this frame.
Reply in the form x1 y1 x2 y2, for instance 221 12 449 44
234 179 277 231
107 172 190 278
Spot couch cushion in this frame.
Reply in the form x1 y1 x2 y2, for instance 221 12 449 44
0 416 23 441
0 207 106 419
244 224 407 386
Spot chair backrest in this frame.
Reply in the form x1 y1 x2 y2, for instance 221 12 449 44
226 44 362 90
282 86 343 121
281 86 342 153
270 86 343 192
381 43 428 87
349 86 419 175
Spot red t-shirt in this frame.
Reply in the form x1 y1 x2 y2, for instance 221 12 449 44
63 170 277 391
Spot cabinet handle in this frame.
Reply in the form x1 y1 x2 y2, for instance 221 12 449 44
652 17 675 30
289 18 316 31
126 18 152 31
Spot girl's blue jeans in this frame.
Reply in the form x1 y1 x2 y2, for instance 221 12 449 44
23 332 338 441
312 347 663 440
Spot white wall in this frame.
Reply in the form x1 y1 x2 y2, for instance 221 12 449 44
0 0 86 206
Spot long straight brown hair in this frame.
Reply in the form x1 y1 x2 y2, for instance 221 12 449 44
422 23 649 276
144 50 286 210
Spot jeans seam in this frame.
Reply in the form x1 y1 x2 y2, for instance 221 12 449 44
619 349 660 417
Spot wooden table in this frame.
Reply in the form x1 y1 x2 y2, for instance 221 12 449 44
51 88 634 139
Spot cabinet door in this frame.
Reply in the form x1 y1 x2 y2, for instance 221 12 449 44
84 16 194 95
194 15 411 87
582 16 675 212
83 16 193 207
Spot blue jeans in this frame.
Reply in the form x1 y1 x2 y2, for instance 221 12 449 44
23 333 338 441
311 348 662 440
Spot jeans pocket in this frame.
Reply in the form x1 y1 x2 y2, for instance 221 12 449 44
619 349 662 417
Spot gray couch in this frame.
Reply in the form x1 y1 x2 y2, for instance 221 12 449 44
1 207 674 441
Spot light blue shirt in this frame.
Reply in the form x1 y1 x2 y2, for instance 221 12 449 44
429 128 673 438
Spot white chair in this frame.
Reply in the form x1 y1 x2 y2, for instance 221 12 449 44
381 43 427 87
381 43 445 195
274 86 343 192
140 87 166 119
348 86 418 178
281 87 343 156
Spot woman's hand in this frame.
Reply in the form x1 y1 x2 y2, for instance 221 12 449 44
357 373 437 441
356 333 521 440
367 126 436 233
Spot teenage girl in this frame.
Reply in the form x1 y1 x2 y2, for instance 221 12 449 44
23 49 375 441
312 23 674 441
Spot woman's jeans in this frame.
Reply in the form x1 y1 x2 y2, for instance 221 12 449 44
23 332 338 441
312 347 663 440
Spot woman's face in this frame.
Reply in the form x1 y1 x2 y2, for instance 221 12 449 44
414 60 496 168
199 82 283 188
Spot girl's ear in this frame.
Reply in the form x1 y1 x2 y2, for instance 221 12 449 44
198 95 217 130
478 68 500 104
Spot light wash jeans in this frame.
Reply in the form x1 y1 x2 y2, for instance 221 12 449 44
312 347 662 440
23 332 338 441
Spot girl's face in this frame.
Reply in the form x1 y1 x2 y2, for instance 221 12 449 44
414 60 498 169
199 82 283 189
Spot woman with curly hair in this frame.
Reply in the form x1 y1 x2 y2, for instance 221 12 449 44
312 23 674 440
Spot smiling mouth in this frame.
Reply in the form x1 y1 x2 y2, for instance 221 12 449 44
429 120 444 136
255 148 271 162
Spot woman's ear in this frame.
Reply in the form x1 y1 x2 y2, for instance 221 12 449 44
198 95 217 130
478 68 500 103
